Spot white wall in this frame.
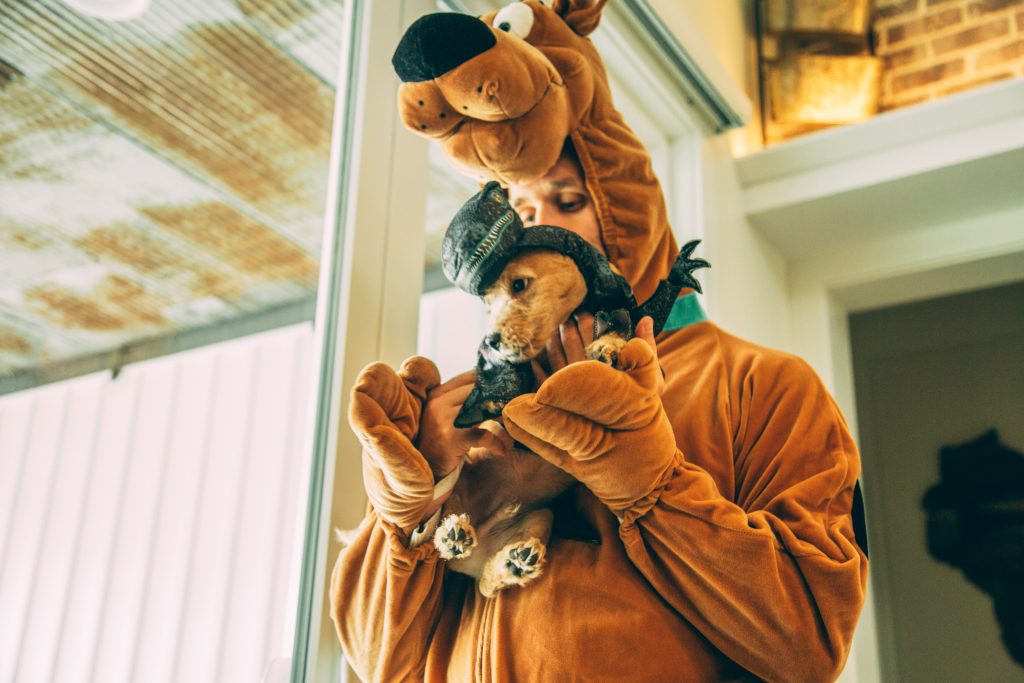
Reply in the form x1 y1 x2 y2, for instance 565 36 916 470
0 323 313 683
418 287 488 382
700 134 791 350
645 0 793 351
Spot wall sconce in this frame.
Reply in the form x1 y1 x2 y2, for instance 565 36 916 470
759 0 882 143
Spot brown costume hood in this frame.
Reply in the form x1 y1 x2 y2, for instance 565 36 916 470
392 0 678 303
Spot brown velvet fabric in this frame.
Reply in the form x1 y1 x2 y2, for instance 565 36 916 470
332 322 867 682
395 0 676 304
503 339 676 516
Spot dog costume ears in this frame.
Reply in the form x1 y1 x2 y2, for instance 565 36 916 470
552 0 608 37
393 0 682 304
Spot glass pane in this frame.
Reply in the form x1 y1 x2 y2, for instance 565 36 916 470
0 2 348 681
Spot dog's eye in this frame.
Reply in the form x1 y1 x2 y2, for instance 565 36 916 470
493 2 533 38
512 278 528 293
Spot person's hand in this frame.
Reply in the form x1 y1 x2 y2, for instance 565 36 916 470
348 356 444 534
533 311 595 381
534 313 662 392
503 331 677 517
416 370 514 477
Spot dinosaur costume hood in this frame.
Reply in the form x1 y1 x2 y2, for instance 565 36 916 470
391 0 679 304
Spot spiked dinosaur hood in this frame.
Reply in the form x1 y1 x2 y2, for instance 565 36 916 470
440 177 706 427
440 181 635 308
392 0 680 304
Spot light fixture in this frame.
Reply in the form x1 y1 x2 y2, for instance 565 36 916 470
63 0 151 21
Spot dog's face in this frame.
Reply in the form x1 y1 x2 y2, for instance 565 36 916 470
482 249 586 363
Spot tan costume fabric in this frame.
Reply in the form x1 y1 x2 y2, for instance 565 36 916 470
334 323 866 682
332 2 867 681
351 357 443 533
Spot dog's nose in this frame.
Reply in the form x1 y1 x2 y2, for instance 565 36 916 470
484 331 502 351
392 12 496 83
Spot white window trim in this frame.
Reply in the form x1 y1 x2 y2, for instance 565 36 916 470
289 2 434 682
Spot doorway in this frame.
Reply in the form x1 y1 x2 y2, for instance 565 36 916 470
850 280 1024 682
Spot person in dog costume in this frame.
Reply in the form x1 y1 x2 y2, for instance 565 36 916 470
331 2 868 681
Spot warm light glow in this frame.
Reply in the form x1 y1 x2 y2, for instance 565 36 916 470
768 56 882 125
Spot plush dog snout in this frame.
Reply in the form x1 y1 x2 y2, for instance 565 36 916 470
392 12 496 83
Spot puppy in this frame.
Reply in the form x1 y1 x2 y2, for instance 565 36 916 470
433 250 594 597
432 183 707 596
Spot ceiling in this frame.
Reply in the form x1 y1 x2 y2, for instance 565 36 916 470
0 0 348 391
0 0 717 394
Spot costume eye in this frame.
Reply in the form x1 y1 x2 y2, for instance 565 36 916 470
511 278 529 293
493 2 534 38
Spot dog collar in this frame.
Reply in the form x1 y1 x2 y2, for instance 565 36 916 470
661 292 707 332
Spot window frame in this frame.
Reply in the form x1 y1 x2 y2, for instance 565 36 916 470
288 2 434 681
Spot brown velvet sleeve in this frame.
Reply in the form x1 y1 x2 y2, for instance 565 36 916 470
329 511 445 683
618 356 867 683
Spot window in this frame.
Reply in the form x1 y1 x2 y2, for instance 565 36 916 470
0 1 347 681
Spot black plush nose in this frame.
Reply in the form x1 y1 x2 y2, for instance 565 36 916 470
392 12 497 83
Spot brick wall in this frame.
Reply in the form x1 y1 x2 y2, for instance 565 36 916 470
874 0 1024 110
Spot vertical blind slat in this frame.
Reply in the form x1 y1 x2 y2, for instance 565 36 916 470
16 375 105 683
0 395 36 592
130 352 214 683
50 371 141 682
173 340 257 683
92 359 178 683
0 324 313 683
0 388 68 682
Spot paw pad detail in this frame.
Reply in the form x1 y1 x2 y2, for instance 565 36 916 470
505 543 541 577
479 537 547 597
586 336 627 367
434 513 476 559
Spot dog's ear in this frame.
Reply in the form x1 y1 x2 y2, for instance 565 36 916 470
551 0 608 37
455 386 488 428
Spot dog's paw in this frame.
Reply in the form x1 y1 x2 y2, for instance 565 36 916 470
586 335 628 367
481 399 506 415
479 538 546 597
434 513 476 559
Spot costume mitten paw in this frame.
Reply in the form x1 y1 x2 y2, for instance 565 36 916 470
503 339 678 516
349 357 443 532
434 513 477 559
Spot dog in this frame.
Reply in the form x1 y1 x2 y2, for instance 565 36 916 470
430 183 707 596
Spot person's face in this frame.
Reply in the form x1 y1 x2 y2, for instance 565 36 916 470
506 155 604 254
